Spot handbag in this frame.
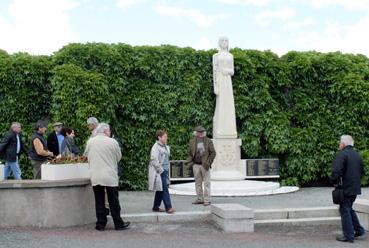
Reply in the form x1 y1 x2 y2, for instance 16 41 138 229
332 177 344 205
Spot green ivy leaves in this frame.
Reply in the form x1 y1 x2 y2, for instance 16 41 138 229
1 44 369 189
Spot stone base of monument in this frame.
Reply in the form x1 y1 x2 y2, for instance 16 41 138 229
211 138 245 181
211 170 245 181
169 180 299 196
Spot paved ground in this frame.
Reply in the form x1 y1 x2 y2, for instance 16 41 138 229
1 187 369 248
119 187 369 213
0 222 367 248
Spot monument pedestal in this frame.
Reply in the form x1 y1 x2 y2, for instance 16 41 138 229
211 138 244 181
169 180 298 196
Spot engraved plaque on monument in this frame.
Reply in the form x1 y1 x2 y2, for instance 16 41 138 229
258 160 268 175
169 160 194 181
245 159 279 178
268 159 279 175
170 161 182 178
246 159 257 176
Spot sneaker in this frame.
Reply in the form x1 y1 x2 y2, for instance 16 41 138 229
192 200 204 205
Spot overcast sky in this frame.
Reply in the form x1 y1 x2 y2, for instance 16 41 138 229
1 0 369 56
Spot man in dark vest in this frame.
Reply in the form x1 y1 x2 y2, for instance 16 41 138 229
0 122 28 180
30 121 53 179
47 122 64 157
331 135 366 243
185 126 216 206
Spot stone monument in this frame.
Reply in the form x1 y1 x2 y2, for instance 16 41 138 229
211 36 244 180
169 37 298 196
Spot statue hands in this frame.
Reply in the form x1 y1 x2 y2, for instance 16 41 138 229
222 68 234 76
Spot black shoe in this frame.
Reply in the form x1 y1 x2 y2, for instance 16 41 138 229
355 231 366 238
336 235 354 243
105 208 110 216
115 221 130 231
95 226 105 231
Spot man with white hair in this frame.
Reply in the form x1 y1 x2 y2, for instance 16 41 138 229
84 123 130 231
331 135 366 243
87 117 99 137
0 122 28 180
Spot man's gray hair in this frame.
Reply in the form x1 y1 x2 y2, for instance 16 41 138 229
95 123 110 134
87 117 99 125
340 135 354 147
10 122 21 130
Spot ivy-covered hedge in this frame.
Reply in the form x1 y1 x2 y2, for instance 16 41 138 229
0 44 368 189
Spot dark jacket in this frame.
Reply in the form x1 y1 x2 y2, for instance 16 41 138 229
30 132 48 162
47 131 60 156
0 131 28 162
60 137 80 156
185 136 216 171
330 146 364 196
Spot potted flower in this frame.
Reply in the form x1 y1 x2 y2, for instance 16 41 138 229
41 155 90 180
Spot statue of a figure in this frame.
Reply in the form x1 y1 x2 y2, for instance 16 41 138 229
213 37 237 139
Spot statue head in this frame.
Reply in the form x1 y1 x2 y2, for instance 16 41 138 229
218 36 229 51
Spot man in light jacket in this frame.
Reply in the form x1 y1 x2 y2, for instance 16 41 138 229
84 123 130 231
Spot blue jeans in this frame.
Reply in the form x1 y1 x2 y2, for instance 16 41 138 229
4 158 22 180
153 170 172 211
340 195 365 240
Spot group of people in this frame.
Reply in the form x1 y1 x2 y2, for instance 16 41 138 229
148 126 216 215
0 117 131 231
149 132 367 243
0 120 366 240
0 121 80 180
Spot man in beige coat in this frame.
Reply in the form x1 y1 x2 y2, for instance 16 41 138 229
84 123 130 231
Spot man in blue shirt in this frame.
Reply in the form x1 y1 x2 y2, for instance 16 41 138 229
47 122 64 157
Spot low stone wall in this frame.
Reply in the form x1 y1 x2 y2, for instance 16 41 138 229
0 179 95 228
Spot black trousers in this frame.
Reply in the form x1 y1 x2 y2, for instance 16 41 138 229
93 185 125 229
340 195 365 240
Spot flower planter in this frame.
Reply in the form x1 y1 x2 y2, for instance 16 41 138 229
0 163 4 181
41 163 90 180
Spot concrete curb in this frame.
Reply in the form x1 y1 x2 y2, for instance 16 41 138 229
106 206 341 228
108 211 212 224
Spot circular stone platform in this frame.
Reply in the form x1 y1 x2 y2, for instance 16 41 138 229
169 180 299 196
